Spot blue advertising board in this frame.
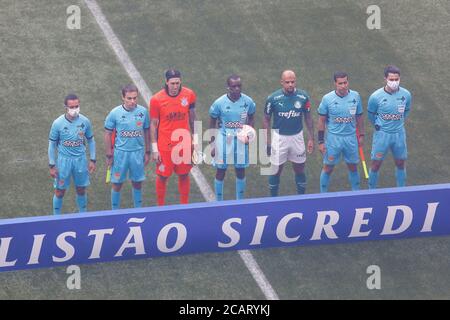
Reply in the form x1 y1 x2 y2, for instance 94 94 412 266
0 184 449 272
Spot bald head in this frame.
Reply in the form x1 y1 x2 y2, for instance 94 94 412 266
281 70 296 79
280 70 297 94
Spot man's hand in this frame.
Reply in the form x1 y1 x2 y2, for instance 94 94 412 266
152 151 161 163
49 167 58 179
318 142 326 155
88 160 96 174
144 152 150 166
307 139 314 154
358 135 364 148
106 155 113 167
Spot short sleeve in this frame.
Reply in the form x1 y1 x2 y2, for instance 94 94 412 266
317 96 329 116
104 110 115 131
248 98 256 115
209 101 221 119
356 93 363 115
367 93 379 114
143 108 150 129
264 96 273 116
189 90 197 109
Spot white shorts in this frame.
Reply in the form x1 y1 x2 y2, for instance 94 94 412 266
270 130 306 165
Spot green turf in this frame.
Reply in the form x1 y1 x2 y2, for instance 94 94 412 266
0 0 449 299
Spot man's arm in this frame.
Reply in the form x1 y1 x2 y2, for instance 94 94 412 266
104 129 113 167
189 108 197 146
247 113 255 128
150 118 160 162
356 114 365 147
86 136 96 173
367 94 378 126
48 140 58 178
262 114 272 155
304 111 314 154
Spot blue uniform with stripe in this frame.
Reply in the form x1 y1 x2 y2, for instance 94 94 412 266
368 87 411 160
318 90 363 165
209 94 256 169
104 105 150 183
49 114 94 189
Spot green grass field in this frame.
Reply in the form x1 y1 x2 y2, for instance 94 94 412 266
0 0 449 299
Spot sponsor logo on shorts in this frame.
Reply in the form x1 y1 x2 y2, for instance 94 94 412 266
120 130 143 138
63 140 83 147
114 172 121 178
59 180 65 186
328 155 335 162
376 152 384 159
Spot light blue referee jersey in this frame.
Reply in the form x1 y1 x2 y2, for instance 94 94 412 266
318 90 363 135
368 87 411 133
209 93 256 135
104 105 150 152
49 114 94 158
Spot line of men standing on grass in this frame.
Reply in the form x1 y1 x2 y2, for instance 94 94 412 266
48 65 411 215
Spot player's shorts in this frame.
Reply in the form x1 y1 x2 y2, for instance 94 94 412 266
212 132 249 170
111 149 145 183
156 148 193 177
270 130 306 166
323 133 359 165
371 129 407 161
54 154 89 190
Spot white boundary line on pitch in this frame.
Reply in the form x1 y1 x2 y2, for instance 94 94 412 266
84 0 279 300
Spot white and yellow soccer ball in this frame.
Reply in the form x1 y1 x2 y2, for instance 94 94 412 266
237 125 256 144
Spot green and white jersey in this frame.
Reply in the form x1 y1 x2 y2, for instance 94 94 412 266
264 88 311 135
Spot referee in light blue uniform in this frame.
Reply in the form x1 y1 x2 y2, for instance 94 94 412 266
317 71 364 192
48 94 96 215
104 84 151 209
368 65 412 189
209 74 256 200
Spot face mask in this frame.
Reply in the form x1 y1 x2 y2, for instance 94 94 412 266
386 80 400 90
68 107 80 117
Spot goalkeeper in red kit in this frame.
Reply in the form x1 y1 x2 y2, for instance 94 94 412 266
149 69 197 205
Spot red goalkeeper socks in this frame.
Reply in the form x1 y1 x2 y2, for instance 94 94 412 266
178 175 190 204
156 175 167 206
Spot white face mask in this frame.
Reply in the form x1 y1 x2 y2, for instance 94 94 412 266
68 107 80 117
386 80 400 91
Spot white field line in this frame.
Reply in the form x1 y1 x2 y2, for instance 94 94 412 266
84 0 279 300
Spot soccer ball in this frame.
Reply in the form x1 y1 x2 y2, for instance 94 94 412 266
237 125 256 144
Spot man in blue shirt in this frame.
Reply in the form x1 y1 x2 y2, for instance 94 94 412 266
209 75 256 200
104 84 151 209
317 72 364 192
368 65 412 188
48 94 96 214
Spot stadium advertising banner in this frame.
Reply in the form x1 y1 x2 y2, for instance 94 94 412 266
0 184 449 272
